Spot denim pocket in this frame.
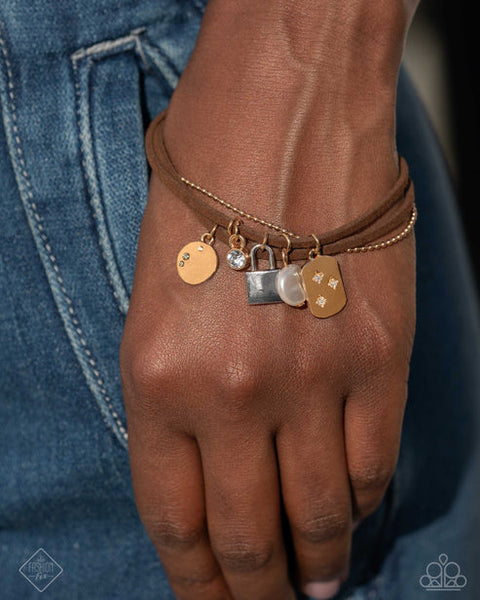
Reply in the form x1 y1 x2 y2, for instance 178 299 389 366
72 27 184 314
1 8 203 450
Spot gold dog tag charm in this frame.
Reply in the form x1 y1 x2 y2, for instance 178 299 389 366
301 255 347 318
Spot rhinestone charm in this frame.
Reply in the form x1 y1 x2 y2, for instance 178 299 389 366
227 248 248 270
301 255 347 318
226 232 250 271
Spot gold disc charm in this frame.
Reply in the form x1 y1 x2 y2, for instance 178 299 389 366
177 241 218 285
301 255 347 318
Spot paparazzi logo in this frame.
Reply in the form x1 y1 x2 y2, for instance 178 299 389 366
419 553 467 591
19 548 63 592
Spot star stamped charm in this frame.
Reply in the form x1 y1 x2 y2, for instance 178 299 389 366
301 255 347 318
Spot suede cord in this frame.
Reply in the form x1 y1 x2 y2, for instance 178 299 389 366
145 110 415 260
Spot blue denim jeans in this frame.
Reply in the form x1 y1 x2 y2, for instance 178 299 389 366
0 1 479 599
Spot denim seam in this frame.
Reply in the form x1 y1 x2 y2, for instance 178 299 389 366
140 37 181 87
0 24 128 448
71 33 146 317
70 27 183 319
71 27 145 61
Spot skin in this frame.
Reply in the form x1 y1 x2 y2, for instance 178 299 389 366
120 2 420 598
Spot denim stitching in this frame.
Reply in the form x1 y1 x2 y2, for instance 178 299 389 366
0 24 128 447
140 37 181 88
71 36 142 317
71 27 180 319
71 28 145 62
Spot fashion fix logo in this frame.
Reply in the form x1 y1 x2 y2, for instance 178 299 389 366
19 548 63 592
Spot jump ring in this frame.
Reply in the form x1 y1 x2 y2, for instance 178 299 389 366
260 231 269 250
201 224 218 246
281 232 292 253
281 233 292 267
229 233 246 249
227 219 241 237
309 233 321 258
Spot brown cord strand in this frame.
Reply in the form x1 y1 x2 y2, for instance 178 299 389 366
145 110 416 260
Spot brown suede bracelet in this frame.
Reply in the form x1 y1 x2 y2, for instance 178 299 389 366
145 110 415 261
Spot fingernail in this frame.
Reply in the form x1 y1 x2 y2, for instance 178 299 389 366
303 579 341 599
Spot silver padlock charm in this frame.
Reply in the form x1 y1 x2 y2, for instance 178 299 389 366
246 244 282 305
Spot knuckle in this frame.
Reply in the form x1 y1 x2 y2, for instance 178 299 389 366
216 358 264 412
168 567 221 588
141 516 205 552
213 538 274 573
356 494 384 519
223 359 259 397
356 316 399 375
121 340 173 401
293 508 350 544
350 460 395 493
307 554 350 582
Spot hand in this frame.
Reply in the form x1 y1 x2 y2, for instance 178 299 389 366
120 2 417 598
120 176 415 599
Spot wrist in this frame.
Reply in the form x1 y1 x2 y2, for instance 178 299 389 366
163 0 415 232
197 0 414 88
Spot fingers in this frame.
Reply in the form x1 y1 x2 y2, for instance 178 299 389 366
127 424 232 599
344 376 407 520
276 398 352 598
200 430 296 600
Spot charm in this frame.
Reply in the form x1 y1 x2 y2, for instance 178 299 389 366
246 244 282 304
226 233 250 270
275 234 306 307
301 255 347 318
276 264 307 306
176 226 218 285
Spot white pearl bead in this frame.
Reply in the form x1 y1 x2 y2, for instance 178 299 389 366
275 264 306 306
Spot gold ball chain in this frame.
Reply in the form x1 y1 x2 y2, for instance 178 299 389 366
345 205 417 253
180 176 300 238
180 177 417 254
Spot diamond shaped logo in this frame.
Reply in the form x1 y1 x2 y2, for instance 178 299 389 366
19 548 63 592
